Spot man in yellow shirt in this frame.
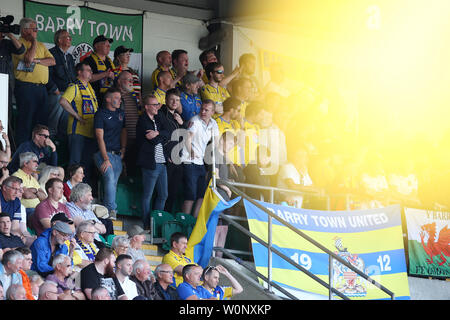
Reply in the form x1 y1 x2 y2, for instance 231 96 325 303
200 62 230 117
12 152 46 214
162 232 193 287
59 61 98 186
150 50 177 91
152 71 173 105
12 17 55 145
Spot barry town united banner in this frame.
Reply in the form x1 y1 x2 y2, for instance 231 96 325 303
244 200 411 300
24 0 143 76
404 208 450 278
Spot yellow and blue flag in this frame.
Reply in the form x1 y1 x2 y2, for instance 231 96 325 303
185 183 241 268
244 200 411 300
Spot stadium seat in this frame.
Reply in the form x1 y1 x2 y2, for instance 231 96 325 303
161 220 183 251
175 212 197 238
150 210 175 238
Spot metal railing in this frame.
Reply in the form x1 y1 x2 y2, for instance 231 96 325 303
214 178 396 300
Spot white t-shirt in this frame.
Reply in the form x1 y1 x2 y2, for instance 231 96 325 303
181 115 219 165
119 276 138 300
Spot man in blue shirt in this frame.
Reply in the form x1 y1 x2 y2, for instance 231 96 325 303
180 73 202 122
8 124 57 174
0 176 23 232
30 221 73 277
93 87 127 219
176 264 215 300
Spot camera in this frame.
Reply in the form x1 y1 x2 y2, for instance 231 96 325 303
0 15 20 35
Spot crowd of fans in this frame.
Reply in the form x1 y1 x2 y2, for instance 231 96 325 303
0 15 447 300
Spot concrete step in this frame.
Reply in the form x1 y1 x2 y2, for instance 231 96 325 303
114 230 127 236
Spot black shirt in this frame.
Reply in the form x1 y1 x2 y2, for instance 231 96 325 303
80 263 125 300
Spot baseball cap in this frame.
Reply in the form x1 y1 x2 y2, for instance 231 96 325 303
93 35 113 46
127 225 149 238
182 72 201 86
52 221 73 235
51 212 73 225
114 45 134 59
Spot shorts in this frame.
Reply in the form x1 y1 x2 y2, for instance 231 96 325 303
183 163 207 201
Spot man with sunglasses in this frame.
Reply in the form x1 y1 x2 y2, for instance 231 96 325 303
200 62 230 117
8 124 57 174
12 17 56 146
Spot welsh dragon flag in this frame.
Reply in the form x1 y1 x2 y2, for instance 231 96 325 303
404 208 450 278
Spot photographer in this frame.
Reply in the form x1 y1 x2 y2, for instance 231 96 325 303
0 25 25 141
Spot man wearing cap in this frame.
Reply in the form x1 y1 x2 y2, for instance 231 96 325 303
30 220 74 277
180 73 202 122
32 178 71 236
126 225 148 263
83 35 116 103
113 45 141 102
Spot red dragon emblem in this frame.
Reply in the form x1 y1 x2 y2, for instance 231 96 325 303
420 222 450 266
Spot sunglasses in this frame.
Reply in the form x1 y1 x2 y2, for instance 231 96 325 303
214 70 224 74
37 133 50 139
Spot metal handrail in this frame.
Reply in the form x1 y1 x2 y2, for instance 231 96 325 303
217 178 396 300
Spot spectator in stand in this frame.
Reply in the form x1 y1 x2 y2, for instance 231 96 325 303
180 100 219 217
31 178 71 236
200 62 230 116
91 286 111 300
12 152 46 218
0 120 11 161
8 124 58 174
29 273 43 300
177 264 215 300
83 35 116 103
129 259 156 300
136 94 169 229
16 181 37 247
59 62 98 187
277 148 321 208
113 45 141 103
158 88 185 213
47 29 76 139
153 70 174 105
0 249 24 293
230 78 252 121
244 145 274 201
115 254 138 300
198 49 218 84
94 87 127 220
359 151 390 209
46 253 85 300
12 17 56 146
150 50 177 91
0 281 3 300
0 213 25 253
234 53 261 101
180 73 202 122
0 176 23 236
38 165 65 200
126 225 148 263
0 30 25 128
200 264 243 300
30 221 74 277
162 232 192 287
115 70 140 178
72 220 99 272
62 164 84 201
153 263 179 300
171 49 190 88
66 183 114 245
37 280 60 300
15 247 34 300
0 150 10 186
5 283 26 300
111 235 130 258
80 247 126 300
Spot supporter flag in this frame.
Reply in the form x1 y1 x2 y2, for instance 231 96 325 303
185 182 241 268
244 200 411 300
404 208 450 278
